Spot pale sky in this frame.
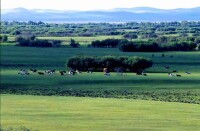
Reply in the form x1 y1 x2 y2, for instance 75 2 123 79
2 0 200 10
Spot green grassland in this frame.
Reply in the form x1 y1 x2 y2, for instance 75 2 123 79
1 95 200 131
1 46 200 72
1 45 200 103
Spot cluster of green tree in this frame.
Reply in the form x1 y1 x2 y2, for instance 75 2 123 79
90 39 121 48
1 21 200 37
16 36 61 47
89 36 199 51
67 56 153 72
118 40 160 52
123 32 138 39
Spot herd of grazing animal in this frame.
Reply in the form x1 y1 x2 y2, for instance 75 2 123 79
18 54 192 78
18 69 84 76
163 65 192 77
18 67 192 77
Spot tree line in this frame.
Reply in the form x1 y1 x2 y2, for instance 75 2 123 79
15 35 61 47
89 37 199 51
67 56 153 72
2 21 200 37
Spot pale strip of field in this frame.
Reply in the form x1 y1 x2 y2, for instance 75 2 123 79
1 95 200 131
37 35 122 42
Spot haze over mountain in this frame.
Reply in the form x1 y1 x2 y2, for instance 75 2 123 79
2 7 200 22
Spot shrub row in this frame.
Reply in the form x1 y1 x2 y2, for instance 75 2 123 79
118 40 197 52
88 38 198 52
15 36 61 47
1 88 199 104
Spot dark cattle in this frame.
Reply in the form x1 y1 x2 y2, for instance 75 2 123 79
38 72 44 75
176 74 181 77
142 73 147 76
60 71 67 75
164 66 170 69
60 71 66 73
185 72 191 74
30 68 37 72
52 69 55 73
60 72 65 75
136 72 142 75
172 70 177 73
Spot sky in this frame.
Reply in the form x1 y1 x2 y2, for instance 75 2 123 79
2 0 200 10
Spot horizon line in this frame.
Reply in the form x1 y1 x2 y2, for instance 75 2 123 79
2 6 200 11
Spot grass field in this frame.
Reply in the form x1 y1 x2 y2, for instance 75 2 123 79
1 45 200 103
1 44 200 130
1 46 200 72
1 95 200 131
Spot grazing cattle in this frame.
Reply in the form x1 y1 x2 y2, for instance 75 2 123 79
176 74 181 77
69 70 76 75
60 70 66 73
30 68 37 72
38 72 44 75
142 73 147 76
18 69 29 75
60 71 67 75
185 72 191 74
45 69 55 74
172 70 177 73
168 73 176 77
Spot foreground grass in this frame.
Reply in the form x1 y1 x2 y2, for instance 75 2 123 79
1 95 200 131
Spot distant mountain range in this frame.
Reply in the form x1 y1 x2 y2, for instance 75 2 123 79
1 7 200 22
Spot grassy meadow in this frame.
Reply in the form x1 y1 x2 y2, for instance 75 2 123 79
1 43 200 130
1 95 200 131
1 45 200 103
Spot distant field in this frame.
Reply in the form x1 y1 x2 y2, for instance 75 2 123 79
1 95 200 131
37 35 123 45
6 35 123 45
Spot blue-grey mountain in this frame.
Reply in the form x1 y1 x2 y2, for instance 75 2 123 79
2 7 200 22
